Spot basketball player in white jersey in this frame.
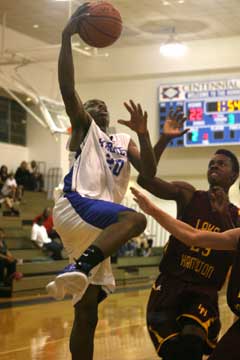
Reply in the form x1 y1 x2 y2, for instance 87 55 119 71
46 4 157 360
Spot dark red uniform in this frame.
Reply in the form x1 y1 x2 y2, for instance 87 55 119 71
147 191 239 357
208 239 240 360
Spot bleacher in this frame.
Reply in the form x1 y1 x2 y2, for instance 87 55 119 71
0 191 163 297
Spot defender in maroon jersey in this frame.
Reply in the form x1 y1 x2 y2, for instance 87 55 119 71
137 110 240 360
130 186 240 360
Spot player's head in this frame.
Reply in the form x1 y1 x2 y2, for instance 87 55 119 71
84 99 110 132
207 149 239 188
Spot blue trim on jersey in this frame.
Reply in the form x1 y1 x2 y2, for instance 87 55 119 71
64 192 135 229
63 167 73 192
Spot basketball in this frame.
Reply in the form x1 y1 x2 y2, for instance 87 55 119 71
78 1 122 48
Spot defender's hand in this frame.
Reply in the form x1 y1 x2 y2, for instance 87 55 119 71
131 187 154 215
163 108 189 140
118 100 148 135
63 2 90 36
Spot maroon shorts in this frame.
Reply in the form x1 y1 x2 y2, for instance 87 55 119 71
147 274 221 356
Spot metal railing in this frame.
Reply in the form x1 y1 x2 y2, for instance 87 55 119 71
45 167 62 200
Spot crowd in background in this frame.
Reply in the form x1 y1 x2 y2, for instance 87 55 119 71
0 161 44 216
0 206 63 291
112 232 154 262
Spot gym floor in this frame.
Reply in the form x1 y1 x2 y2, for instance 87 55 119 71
0 285 234 360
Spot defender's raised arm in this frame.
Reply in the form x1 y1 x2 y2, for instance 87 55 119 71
131 187 240 251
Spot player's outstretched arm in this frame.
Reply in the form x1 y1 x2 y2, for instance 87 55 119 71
136 109 193 202
131 187 239 251
59 4 91 132
118 100 157 178
154 108 188 162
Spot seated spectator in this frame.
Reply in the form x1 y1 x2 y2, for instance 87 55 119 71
0 165 8 192
0 196 19 216
31 217 63 260
29 161 44 192
15 161 34 191
146 238 154 256
118 239 138 257
138 242 148 257
0 228 22 286
34 207 60 240
1 173 22 202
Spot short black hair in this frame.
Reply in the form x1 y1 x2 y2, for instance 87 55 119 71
83 99 105 112
215 149 239 176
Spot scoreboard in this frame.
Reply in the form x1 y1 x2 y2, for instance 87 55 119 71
159 79 240 147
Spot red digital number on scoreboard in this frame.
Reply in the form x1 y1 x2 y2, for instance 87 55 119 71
189 107 203 121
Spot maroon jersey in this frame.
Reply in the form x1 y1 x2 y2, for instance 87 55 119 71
160 191 239 290
227 239 240 317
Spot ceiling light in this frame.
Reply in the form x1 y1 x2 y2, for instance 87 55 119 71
159 27 187 57
163 1 170 5
33 24 39 29
178 0 185 3
160 40 187 57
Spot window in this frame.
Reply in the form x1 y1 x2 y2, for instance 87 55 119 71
0 96 26 146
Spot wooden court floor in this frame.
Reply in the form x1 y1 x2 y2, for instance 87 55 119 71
0 287 234 360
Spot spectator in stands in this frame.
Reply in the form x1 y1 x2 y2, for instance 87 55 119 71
15 161 34 191
0 196 19 216
1 173 22 202
31 216 63 260
0 165 8 192
146 238 153 256
34 207 60 240
0 228 22 286
118 239 138 257
30 160 44 192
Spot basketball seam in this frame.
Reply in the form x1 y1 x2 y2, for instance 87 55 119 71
84 18 119 41
87 15 122 24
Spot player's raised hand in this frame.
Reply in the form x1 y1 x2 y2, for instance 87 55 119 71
118 100 148 135
63 3 90 36
163 108 189 139
209 186 229 215
130 187 154 215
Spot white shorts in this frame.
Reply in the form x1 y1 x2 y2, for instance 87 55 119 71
53 192 133 305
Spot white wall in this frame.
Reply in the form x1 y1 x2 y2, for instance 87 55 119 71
27 113 70 175
0 143 28 171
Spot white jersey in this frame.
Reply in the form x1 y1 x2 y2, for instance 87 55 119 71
63 120 131 203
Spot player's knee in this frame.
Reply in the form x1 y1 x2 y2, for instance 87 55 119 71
119 211 147 236
132 212 147 235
